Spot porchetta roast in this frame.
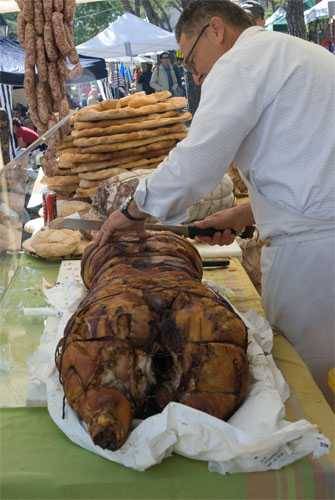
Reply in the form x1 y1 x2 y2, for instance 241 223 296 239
56 232 249 450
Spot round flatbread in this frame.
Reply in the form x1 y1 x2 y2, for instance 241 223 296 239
57 200 91 217
28 228 81 258
24 217 44 234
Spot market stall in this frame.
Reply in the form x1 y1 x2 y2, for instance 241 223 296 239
265 0 316 32
305 0 331 23
305 0 335 47
0 37 109 160
77 12 178 59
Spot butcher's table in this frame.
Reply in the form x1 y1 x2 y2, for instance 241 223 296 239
0 254 334 500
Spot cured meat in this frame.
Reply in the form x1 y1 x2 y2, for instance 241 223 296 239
56 232 248 451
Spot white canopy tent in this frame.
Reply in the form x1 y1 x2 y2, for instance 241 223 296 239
305 0 331 23
77 13 178 59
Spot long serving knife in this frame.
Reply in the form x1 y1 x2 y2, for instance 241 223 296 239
51 218 255 240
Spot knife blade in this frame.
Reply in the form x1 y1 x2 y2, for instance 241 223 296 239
51 218 254 240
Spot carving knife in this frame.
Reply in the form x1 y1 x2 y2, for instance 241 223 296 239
51 218 255 240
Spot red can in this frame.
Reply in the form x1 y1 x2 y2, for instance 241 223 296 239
42 190 57 225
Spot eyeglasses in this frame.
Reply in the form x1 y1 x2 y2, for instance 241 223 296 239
183 23 210 74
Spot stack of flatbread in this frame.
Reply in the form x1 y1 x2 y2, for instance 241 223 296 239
42 91 190 199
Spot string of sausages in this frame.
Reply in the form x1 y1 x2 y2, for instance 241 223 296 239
17 0 82 175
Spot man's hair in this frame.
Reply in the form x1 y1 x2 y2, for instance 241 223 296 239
175 0 253 41
12 117 22 127
240 1 265 20
159 52 170 60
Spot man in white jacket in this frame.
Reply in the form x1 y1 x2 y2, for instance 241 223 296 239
97 0 335 404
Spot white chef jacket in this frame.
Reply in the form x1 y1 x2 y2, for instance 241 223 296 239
134 27 335 239
134 27 335 402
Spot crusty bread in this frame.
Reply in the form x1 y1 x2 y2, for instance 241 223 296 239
75 133 186 154
71 112 191 138
57 200 91 217
59 140 177 165
75 97 187 122
93 90 171 111
70 149 170 173
78 156 165 180
41 174 79 187
126 90 171 108
27 228 81 258
79 166 127 181
73 124 187 148
74 92 172 120
76 187 99 198
73 111 179 130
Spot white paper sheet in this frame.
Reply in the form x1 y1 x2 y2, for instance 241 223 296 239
26 261 331 474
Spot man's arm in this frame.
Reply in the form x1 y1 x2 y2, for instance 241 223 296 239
97 55 270 243
97 197 147 247
134 58 266 224
194 203 255 246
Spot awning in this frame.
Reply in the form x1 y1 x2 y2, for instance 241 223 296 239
0 38 108 86
305 0 330 23
77 12 177 59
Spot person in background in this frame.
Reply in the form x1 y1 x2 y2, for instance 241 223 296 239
150 52 179 95
240 0 265 26
80 93 88 108
13 103 28 121
87 85 99 106
12 117 38 148
66 92 79 109
170 52 186 96
134 65 143 92
0 108 10 164
175 56 186 96
138 63 154 94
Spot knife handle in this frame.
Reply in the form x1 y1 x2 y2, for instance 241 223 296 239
188 225 255 240
239 226 255 239
188 226 217 239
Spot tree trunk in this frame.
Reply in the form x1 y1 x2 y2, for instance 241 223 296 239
134 0 141 16
286 0 307 39
141 0 163 28
152 0 173 31
120 0 135 14
181 0 191 8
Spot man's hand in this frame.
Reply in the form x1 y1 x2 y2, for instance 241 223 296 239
95 209 145 247
193 204 254 246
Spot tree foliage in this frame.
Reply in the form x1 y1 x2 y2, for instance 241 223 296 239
74 1 124 45
74 0 182 44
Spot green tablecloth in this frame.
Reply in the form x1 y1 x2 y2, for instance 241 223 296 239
2 406 334 500
0 254 334 500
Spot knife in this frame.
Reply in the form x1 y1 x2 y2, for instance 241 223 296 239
51 218 255 240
